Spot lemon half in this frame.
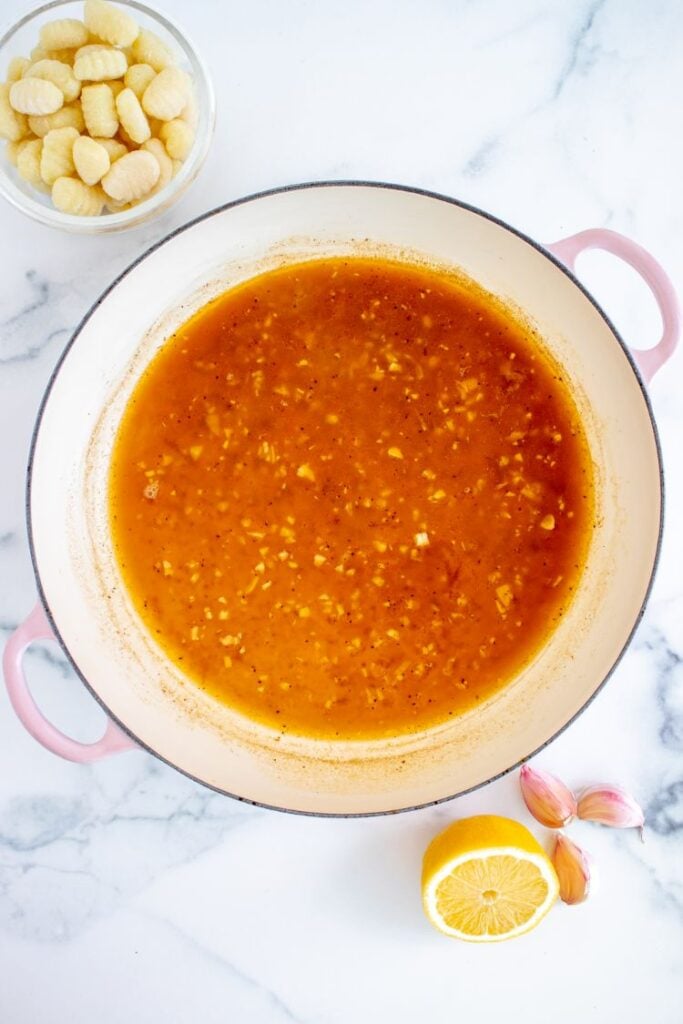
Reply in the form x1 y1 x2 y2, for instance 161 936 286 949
422 815 559 942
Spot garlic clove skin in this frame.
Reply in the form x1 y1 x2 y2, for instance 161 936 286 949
519 763 577 829
553 834 592 905
577 784 645 836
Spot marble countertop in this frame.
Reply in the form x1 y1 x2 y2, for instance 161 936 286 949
1 1 682 1021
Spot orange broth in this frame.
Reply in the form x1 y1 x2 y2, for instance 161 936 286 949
109 257 594 739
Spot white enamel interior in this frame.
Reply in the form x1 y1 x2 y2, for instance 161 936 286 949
29 184 661 814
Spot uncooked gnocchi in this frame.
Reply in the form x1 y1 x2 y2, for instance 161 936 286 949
158 119 193 161
115 87 150 144
130 29 173 73
80 83 118 137
2 0 199 217
74 43 110 61
6 57 30 83
29 103 85 138
40 125 79 185
25 59 81 104
9 77 64 115
16 138 44 188
0 84 29 141
73 46 128 82
141 137 173 194
101 149 159 201
52 175 104 215
124 63 155 99
73 134 110 184
84 0 139 49
39 19 89 51
92 136 127 161
141 67 190 121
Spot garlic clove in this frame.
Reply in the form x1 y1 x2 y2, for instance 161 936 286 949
553 834 591 905
577 784 645 837
519 763 577 828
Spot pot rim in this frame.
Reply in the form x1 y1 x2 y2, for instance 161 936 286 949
25 179 665 817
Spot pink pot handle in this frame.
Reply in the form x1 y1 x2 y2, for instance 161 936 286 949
546 228 680 383
3 602 137 762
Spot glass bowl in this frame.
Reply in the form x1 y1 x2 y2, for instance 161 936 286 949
0 0 215 233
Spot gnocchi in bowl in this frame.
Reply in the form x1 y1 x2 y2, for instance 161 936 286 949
0 0 214 231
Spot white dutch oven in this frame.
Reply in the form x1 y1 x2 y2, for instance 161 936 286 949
3 183 679 815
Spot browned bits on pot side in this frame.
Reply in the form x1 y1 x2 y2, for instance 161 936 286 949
109 257 594 739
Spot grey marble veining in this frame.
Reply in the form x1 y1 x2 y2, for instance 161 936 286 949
551 0 607 100
0 760 260 943
1 1 682 1021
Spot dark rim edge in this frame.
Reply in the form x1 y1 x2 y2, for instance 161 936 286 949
24 179 666 818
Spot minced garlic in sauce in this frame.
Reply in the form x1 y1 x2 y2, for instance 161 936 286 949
109 257 593 738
